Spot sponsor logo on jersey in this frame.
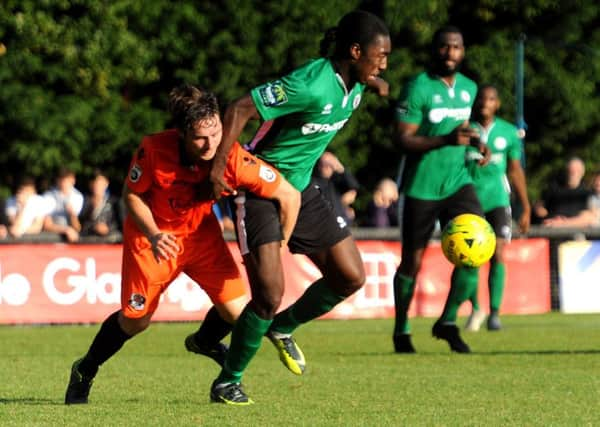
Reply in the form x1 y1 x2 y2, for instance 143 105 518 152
128 293 146 311
259 165 276 182
460 90 471 102
493 136 507 150
428 107 471 124
301 119 349 135
352 94 362 109
129 164 142 182
258 81 288 107
321 103 333 114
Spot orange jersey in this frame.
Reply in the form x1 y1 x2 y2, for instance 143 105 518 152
125 129 282 235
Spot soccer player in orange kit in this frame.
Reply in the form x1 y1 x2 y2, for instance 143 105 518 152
64 84 300 404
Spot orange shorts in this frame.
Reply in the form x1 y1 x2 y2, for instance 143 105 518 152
120 215 246 319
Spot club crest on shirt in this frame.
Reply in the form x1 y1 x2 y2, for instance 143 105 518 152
258 81 288 107
352 94 362 109
493 137 507 150
128 293 146 311
259 165 276 183
129 164 142 183
460 90 471 102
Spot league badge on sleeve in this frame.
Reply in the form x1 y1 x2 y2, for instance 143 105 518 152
129 164 142 183
258 81 288 107
259 165 276 183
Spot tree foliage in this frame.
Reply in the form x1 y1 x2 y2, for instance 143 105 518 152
1 0 598 210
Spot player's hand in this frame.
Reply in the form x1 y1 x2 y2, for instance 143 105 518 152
518 210 531 234
475 142 491 166
209 159 236 200
149 232 179 263
366 76 389 97
447 122 479 146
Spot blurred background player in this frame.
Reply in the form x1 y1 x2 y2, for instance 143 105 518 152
64 83 299 405
363 177 399 228
463 84 531 331
392 25 489 354
208 10 390 404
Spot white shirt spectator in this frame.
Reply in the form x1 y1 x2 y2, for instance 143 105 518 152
43 187 84 227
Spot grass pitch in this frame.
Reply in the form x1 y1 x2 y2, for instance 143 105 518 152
1 313 599 426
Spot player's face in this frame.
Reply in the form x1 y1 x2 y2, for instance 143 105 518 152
184 114 223 162
354 34 391 84
433 32 464 76
474 87 499 120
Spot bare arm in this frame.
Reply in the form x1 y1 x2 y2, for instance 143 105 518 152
395 120 479 153
122 183 179 263
210 94 261 198
270 179 301 246
366 76 389 97
507 159 531 233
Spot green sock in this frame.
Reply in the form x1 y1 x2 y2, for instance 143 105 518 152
489 262 506 313
216 306 272 384
393 271 416 335
270 278 344 335
440 266 479 323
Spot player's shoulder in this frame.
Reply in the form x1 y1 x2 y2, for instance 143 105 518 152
457 73 477 91
141 129 178 151
494 117 519 134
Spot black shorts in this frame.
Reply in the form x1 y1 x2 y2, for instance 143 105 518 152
485 206 512 241
230 184 351 255
402 184 483 250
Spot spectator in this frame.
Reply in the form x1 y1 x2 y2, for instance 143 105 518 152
364 177 399 227
1 176 47 239
542 170 600 228
79 169 122 239
311 151 359 225
42 167 84 242
533 157 591 226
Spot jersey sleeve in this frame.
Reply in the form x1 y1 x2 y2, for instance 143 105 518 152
506 124 523 161
126 137 153 194
250 70 313 121
223 144 282 198
395 76 426 124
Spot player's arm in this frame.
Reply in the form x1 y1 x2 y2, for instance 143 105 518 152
508 158 531 233
366 76 389 97
210 94 261 198
270 178 300 246
394 120 477 153
122 182 179 263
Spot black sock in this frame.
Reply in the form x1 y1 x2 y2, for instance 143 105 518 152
79 311 132 378
192 306 233 348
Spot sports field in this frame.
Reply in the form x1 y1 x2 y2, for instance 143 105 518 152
1 313 599 426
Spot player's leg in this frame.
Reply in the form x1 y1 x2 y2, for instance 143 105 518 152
183 219 248 366
485 207 511 331
393 196 438 353
267 185 361 369
65 233 174 404
435 185 484 352
210 195 284 405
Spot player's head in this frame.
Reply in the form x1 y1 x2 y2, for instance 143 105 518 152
320 10 391 84
168 84 222 162
431 25 465 77
473 85 500 121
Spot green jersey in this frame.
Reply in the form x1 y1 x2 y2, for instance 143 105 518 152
249 58 365 191
395 71 477 200
466 117 523 212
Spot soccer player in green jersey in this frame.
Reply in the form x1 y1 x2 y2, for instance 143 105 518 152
208 10 391 404
392 26 489 354
463 85 531 331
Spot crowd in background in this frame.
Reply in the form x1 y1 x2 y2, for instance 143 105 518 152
2 154 600 244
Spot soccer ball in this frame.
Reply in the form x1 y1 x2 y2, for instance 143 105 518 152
441 214 496 268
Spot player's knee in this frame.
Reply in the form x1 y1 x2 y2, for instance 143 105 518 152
119 312 151 336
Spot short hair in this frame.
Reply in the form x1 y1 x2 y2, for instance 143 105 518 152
432 25 463 47
168 84 219 133
320 10 389 58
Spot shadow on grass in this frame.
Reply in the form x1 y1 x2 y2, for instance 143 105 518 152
333 348 600 357
0 397 60 405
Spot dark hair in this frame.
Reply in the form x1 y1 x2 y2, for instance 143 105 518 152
168 84 219 133
432 25 463 48
319 10 389 58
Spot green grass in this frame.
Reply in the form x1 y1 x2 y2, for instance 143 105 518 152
1 313 600 426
